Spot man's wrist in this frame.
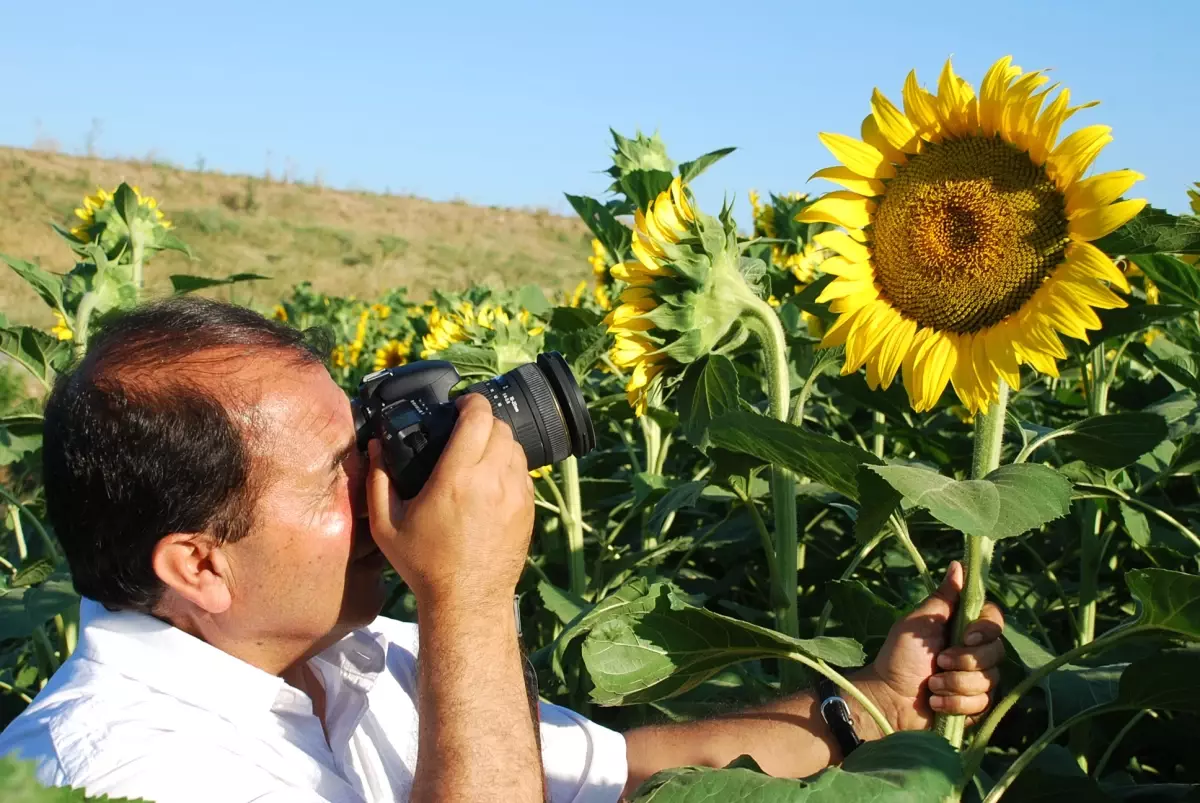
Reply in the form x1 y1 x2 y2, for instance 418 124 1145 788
841 667 898 743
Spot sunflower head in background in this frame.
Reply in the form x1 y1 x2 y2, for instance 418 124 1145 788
800 56 1146 413
605 177 763 415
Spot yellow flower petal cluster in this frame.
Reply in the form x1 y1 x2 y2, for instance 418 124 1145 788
347 308 371 366
374 336 414 371
51 311 74 341
70 185 172 241
749 190 825 283
420 301 544 357
605 178 695 415
272 305 288 322
371 303 391 320
801 56 1147 413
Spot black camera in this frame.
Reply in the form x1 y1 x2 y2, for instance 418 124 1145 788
353 352 596 499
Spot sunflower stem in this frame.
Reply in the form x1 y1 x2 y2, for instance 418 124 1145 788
560 456 587 599
740 295 802 690
935 380 1009 747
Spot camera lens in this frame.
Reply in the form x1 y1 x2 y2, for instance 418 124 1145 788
464 352 596 469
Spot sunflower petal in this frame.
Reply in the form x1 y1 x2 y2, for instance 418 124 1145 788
870 89 920 154
875 315 916 389
915 331 957 412
979 56 1018 137
1066 170 1144 217
936 59 976 137
814 230 871 263
951 333 983 412
817 254 874 280
1069 198 1147 241
818 132 896 180
983 326 1021 391
796 192 876 229
819 308 861 349
808 166 886 197
1063 240 1131 292
1048 125 1113 188
861 114 907 166
902 70 941 140
816 277 874 303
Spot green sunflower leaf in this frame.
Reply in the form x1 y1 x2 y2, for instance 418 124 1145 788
1125 569 1200 639
576 582 863 706
1116 650 1200 713
677 147 736 185
676 354 740 450
629 732 960 803
168 272 271 294
1054 412 1169 469
564 194 632 263
1095 205 1200 256
2 255 65 315
1130 253 1200 310
867 464 1071 541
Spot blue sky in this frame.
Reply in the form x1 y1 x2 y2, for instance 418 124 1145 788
2 1 1196 227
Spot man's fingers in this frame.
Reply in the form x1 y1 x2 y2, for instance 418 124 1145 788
929 693 990 716
937 637 1005 672
480 417 516 468
366 440 402 534
904 561 964 624
438 395 496 471
928 668 999 697
963 602 1005 646
509 439 530 473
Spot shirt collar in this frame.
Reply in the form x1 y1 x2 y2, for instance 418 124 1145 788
74 598 383 720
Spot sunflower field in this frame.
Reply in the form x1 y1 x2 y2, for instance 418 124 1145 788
3 56 1200 801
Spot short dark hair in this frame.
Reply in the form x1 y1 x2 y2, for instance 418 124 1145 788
43 296 328 612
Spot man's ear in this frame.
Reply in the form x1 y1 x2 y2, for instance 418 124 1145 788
151 533 234 615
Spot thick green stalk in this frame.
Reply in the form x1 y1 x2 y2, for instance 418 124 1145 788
560 456 587 599
935 381 1009 746
73 290 100 360
741 296 801 688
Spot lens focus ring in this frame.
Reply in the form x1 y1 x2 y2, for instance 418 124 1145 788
512 363 571 465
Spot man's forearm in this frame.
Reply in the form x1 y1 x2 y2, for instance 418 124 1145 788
411 596 543 803
622 669 891 794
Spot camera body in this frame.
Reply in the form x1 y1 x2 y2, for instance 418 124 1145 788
353 352 595 500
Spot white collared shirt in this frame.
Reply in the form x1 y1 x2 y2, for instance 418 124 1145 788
0 600 627 802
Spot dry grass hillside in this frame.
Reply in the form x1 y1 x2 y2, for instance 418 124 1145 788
0 147 594 326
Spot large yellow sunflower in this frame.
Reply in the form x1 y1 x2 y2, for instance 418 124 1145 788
800 56 1146 413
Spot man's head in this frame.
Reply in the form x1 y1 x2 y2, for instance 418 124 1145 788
44 297 387 666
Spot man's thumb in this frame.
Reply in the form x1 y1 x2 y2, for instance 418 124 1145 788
908 560 964 623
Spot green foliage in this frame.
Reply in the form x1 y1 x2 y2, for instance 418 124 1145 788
2 132 1199 801
631 732 961 802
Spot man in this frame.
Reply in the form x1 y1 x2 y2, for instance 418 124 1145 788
0 298 1004 802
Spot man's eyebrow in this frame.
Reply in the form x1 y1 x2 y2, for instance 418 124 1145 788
328 437 359 475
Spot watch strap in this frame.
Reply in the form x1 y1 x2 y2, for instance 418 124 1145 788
816 677 864 759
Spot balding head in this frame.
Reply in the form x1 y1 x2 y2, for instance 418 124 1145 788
43 297 327 612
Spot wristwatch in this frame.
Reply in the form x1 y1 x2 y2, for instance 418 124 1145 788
817 677 863 759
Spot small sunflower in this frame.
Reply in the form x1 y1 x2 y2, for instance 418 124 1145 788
374 337 413 371
749 190 829 284
50 311 74 341
371 303 392 320
70 184 173 245
588 238 609 278
421 305 471 356
566 280 588 308
605 177 760 415
594 282 612 311
801 56 1146 413
347 308 371 365
272 305 288 322
331 345 348 369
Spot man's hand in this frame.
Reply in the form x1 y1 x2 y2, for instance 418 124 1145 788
366 393 535 606
367 394 544 802
853 561 1005 737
